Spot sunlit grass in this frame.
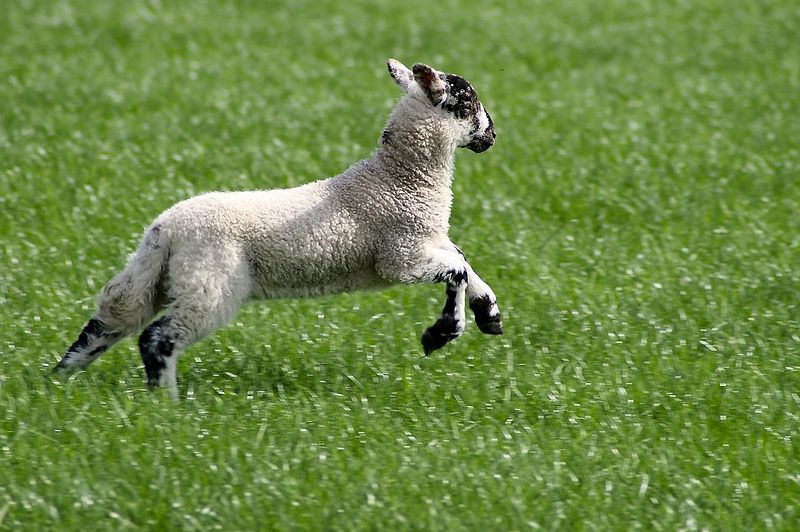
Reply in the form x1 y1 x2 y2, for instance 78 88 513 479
1 0 799 529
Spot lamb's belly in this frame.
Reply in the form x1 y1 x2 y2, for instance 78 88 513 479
245 208 386 299
250 266 389 300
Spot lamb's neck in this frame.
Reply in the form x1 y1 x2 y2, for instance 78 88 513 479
374 127 457 189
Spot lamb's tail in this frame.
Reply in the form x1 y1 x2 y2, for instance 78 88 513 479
96 225 168 333
55 225 169 372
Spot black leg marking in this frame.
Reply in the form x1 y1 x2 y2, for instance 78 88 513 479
55 318 111 371
421 285 462 355
87 346 108 358
421 318 461 355
65 319 106 353
470 295 503 335
441 285 457 316
138 316 176 387
433 268 468 285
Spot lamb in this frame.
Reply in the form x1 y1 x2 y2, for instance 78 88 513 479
54 59 502 396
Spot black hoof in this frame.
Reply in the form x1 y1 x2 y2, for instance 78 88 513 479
470 296 503 335
52 356 76 374
421 317 461 355
476 316 504 335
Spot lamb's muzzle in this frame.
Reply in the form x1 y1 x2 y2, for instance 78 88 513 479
466 108 496 153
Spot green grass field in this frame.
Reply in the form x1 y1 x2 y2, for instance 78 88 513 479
2 0 799 529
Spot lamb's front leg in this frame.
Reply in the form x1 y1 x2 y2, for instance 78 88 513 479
463 263 503 335
376 241 469 354
421 274 468 355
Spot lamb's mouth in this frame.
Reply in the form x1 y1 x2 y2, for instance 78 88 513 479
465 136 494 153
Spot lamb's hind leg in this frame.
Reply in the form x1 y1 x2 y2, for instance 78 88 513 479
55 318 126 372
138 303 242 399
139 252 251 398
138 314 187 396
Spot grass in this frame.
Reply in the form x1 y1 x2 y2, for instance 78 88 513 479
1 0 799 529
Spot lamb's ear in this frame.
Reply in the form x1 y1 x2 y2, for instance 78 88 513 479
412 63 448 106
387 59 414 92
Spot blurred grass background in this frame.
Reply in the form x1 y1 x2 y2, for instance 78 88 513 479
1 0 799 529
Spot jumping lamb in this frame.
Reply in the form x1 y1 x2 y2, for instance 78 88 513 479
54 59 502 396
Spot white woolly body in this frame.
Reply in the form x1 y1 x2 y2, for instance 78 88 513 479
57 60 501 395
154 148 450 301
160 100 450 285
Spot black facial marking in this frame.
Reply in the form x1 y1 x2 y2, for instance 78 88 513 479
138 316 176 386
439 73 497 152
465 110 496 153
471 114 481 133
442 74 480 120
381 129 392 145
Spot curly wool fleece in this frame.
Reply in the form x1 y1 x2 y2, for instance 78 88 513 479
56 59 501 396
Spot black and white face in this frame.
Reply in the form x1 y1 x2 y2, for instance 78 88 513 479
441 73 496 153
387 59 496 153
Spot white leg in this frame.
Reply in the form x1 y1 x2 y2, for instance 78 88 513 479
138 298 244 399
138 247 251 398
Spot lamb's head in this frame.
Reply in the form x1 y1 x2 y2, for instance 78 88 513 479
387 59 496 153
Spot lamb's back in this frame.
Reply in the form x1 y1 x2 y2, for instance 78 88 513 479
154 182 326 237
154 178 382 297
